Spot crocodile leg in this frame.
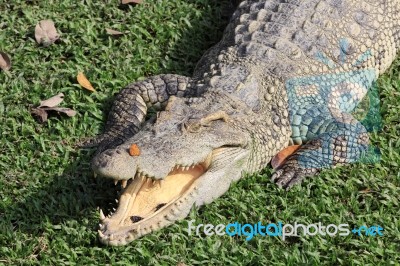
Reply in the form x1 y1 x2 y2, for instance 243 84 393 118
85 74 190 152
271 111 370 190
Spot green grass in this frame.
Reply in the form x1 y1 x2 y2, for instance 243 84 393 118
0 0 399 265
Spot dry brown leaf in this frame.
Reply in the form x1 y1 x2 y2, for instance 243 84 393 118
121 0 142 4
106 28 124 36
32 93 76 123
129 144 140 156
271 145 301 170
39 93 65 108
0 51 11 71
77 72 95 92
35 19 60 46
31 107 49 123
31 106 77 123
43 107 77 117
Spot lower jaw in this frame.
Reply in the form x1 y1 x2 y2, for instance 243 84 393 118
98 163 208 244
99 186 199 246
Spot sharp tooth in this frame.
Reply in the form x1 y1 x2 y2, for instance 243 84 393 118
98 230 105 238
99 209 106 220
110 234 115 241
152 180 156 185
121 180 127 188
113 208 116 212
99 223 103 229
115 199 119 203
114 180 118 186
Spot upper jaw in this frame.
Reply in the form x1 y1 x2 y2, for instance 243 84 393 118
91 143 216 181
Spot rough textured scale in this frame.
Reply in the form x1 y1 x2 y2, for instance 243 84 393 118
90 0 400 245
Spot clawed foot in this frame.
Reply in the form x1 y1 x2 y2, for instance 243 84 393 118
271 162 319 190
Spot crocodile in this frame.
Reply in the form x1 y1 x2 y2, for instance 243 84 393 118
90 0 400 245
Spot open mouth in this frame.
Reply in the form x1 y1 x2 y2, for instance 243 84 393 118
97 151 213 244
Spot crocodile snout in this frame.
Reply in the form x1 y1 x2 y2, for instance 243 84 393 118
92 148 137 180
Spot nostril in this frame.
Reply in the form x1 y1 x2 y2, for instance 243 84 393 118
115 149 122 154
105 150 113 156
99 160 108 168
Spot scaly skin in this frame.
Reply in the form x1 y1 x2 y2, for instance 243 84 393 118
90 0 400 245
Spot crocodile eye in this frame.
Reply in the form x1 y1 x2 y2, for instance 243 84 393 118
188 122 201 133
180 121 201 133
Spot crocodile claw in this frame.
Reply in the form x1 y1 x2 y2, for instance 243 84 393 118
271 164 319 191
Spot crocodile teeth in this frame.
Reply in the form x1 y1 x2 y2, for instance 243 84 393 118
99 209 106 220
98 230 105 238
114 180 118 186
121 180 127 188
115 199 119 203
154 179 162 189
110 234 115 241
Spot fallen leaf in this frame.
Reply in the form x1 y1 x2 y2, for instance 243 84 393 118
31 107 48 123
39 93 64 108
32 106 77 123
42 107 77 117
106 28 124 36
121 0 142 4
77 72 95 92
35 19 59 46
32 94 77 123
129 144 140 156
0 51 11 71
271 145 301 170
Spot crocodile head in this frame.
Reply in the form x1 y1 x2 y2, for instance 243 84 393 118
92 95 252 245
